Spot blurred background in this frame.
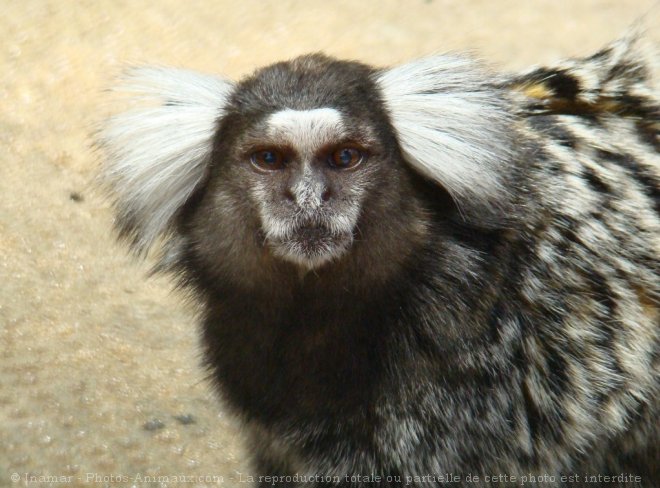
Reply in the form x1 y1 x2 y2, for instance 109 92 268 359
1 1 657 486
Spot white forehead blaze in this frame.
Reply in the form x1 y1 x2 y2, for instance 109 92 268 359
265 108 346 153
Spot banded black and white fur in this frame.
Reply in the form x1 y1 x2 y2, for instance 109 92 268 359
99 33 659 487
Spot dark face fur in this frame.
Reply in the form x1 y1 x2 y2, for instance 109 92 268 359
184 55 431 286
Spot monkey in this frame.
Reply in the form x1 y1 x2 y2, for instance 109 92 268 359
99 31 659 487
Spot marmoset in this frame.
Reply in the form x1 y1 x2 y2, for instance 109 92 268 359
99 31 659 487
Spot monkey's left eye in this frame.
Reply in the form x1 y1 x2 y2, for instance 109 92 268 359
328 147 365 169
251 149 286 170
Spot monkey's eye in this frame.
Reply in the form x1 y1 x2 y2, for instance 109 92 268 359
328 147 365 169
251 149 286 170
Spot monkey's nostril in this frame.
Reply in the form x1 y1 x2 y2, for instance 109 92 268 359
284 189 296 202
321 189 332 202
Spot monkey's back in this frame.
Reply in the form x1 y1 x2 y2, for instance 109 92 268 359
502 35 659 479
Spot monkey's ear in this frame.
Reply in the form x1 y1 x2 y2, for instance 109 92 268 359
98 66 234 255
375 55 516 223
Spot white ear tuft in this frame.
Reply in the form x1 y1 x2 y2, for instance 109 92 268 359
375 55 515 219
99 66 233 254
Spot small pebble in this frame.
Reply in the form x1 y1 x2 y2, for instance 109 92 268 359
173 413 196 425
143 419 165 431
69 192 83 202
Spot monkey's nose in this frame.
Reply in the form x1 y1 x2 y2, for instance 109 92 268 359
284 188 296 202
285 181 331 209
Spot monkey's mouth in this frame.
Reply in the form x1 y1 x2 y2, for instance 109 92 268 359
267 223 353 269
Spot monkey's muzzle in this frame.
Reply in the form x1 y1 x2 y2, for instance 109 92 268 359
268 222 353 269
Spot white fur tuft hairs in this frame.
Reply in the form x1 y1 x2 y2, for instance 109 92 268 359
375 55 515 219
99 66 233 254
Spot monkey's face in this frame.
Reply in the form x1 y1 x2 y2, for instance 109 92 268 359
223 108 384 269
202 56 409 271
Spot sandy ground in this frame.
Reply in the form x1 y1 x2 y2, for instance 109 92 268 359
1 1 657 487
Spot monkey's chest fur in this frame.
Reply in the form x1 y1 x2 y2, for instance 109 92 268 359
197 207 658 482
199 261 512 475
203 284 393 421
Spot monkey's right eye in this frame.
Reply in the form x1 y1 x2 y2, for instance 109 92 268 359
250 149 286 170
